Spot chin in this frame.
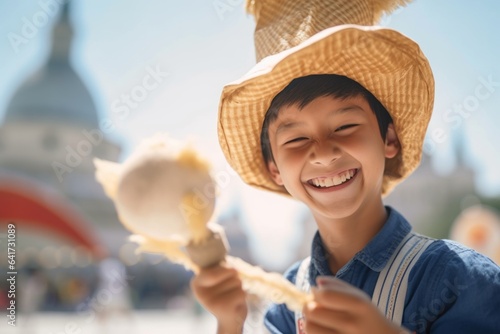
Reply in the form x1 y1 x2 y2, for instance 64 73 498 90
306 194 363 221
321 203 359 220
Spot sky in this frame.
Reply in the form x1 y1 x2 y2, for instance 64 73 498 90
0 0 499 269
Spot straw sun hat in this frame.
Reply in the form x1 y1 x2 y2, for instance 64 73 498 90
217 0 435 196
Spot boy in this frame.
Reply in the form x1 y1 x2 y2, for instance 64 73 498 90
192 1 500 333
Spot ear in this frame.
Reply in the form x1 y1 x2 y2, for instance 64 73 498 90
267 161 284 186
384 123 400 159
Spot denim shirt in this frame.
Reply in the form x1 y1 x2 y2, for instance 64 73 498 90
264 207 500 334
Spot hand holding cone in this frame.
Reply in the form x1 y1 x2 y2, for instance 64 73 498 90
94 134 311 312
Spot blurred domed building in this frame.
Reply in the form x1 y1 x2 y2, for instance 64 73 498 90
0 4 253 310
0 3 123 265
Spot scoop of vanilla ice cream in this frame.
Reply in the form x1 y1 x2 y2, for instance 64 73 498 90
115 143 215 243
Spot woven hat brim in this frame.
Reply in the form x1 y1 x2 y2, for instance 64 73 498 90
218 24 434 197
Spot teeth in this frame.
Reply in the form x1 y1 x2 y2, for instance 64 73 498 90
310 169 356 188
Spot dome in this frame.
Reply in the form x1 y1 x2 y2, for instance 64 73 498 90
3 3 100 129
4 63 99 129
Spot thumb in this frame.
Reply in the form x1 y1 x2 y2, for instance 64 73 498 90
316 276 370 300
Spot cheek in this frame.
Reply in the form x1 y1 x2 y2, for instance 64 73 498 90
343 134 386 168
276 144 306 164
274 152 305 185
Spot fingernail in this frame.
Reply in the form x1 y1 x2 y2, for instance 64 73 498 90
316 276 338 288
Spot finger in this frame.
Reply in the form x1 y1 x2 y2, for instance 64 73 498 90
192 271 242 302
218 285 247 307
304 318 340 334
317 276 369 300
205 274 244 298
193 265 238 288
312 277 370 311
311 288 369 314
303 300 353 330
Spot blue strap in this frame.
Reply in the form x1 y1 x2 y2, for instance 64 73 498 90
294 232 434 329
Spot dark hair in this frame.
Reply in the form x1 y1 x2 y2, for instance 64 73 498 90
260 74 393 163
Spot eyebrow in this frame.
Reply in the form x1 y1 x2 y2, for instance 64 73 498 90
275 122 304 135
275 105 364 135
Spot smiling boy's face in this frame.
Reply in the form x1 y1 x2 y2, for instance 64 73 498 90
266 94 400 220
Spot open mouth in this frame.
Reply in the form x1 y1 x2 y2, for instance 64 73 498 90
307 168 359 189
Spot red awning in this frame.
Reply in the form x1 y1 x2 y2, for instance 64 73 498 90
0 176 105 259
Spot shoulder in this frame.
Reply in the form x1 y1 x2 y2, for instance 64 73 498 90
417 238 499 278
412 238 499 289
406 238 500 333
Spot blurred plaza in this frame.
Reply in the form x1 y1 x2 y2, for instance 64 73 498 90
0 309 217 334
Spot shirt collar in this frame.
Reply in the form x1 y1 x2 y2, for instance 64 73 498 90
355 206 412 271
309 206 412 282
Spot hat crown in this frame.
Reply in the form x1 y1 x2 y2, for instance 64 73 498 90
218 0 434 197
248 0 408 61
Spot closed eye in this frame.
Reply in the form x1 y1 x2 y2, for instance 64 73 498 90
284 137 307 145
336 124 358 131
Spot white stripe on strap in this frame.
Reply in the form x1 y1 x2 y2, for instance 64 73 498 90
372 232 434 324
294 256 311 334
293 232 435 331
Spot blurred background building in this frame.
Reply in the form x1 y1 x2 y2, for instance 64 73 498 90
0 2 254 319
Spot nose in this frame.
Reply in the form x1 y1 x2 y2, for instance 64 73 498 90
309 140 341 166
